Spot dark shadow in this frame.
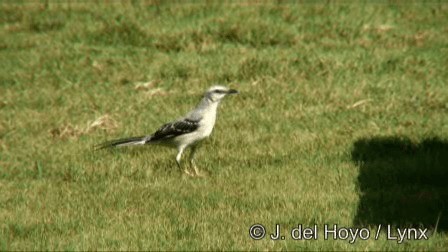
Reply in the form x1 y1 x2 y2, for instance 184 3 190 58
94 145 181 175
352 136 448 231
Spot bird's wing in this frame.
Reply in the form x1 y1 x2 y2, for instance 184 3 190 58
147 118 201 142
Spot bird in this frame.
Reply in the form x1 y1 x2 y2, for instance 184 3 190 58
96 85 238 176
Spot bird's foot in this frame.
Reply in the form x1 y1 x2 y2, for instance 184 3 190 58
194 172 206 178
183 169 195 176
192 167 206 178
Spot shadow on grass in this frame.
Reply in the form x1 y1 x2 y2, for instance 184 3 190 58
97 146 181 175
351 136 448 231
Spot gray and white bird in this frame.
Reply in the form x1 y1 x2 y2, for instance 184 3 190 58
97 85 238 176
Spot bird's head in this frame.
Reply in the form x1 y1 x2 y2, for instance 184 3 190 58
204 85 238 102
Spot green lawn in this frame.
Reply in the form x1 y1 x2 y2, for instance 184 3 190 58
1 2 448 251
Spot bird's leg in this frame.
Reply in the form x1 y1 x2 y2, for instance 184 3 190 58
189 145 204 177
177 146 193 176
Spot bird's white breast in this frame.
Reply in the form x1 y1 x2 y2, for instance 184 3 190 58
172 101 219 147
198 102 218 138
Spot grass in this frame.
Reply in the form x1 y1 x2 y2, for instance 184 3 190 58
1 1 448 251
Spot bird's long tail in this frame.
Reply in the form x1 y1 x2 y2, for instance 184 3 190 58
95 136 147 150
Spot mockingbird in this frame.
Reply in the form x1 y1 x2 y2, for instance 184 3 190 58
97 85 238 176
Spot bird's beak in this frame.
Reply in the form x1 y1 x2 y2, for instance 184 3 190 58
227 89 239 95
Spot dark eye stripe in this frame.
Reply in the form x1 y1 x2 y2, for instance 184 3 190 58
214 90 226 94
